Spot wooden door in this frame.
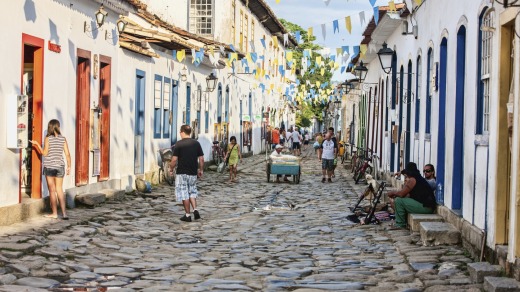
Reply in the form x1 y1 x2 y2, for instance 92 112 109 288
75 49 91 186
99 56 111 181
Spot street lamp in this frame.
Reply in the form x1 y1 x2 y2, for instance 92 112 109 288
354 61 368 82
377 42 394 74
340 81 354 94
116 18 128 34
206 72 218 92
84 4 108 32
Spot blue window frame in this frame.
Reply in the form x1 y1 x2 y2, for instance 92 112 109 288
477 7 492 134
153 75 162 138
415 56 421 134
163 77 171 138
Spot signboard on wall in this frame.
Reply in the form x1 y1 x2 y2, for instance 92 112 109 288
242 115 251 122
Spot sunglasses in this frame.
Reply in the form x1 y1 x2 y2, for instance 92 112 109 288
423 169 433 173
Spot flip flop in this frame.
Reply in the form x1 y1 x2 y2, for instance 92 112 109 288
43 214 58 219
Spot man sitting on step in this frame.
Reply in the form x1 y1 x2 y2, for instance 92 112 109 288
387 162 437 228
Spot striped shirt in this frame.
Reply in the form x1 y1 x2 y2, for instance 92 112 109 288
43 135 66 169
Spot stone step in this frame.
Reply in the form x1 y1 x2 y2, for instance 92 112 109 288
419 222 460 246
99 189 125 201
408 214 444 233
75 193 106 207
483 276 520 292
467 262 503 283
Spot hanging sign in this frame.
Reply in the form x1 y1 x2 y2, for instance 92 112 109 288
242 115 251 122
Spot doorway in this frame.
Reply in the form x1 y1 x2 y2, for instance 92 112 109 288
20 34 44 201
98 56 111 181
452 27 466 211
75 49 91 186
135 70 146 174
437 38 448 203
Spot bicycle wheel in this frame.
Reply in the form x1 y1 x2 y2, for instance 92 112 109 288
158 167 164 184
354 168 365 184
350 156 357 173
163 161 175 186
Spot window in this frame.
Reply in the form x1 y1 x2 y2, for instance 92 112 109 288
163 78 171 138
244 14 248 52
232 0 236 45
477 8 493 134
153 75 162 138
415 56 421 134
251 20 255 51
239 10 244 51
196 85 202 135
189 0 213 35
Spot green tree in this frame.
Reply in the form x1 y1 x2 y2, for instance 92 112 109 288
280 19 333 126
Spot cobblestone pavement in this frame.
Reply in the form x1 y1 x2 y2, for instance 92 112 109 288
0 148 483 291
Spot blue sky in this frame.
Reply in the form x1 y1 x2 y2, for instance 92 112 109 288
264 0 390 81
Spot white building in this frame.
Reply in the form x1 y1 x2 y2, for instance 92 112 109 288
0 0 295 223
351 0 520 278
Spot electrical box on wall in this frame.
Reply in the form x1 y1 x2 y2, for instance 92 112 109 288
6 95 29 149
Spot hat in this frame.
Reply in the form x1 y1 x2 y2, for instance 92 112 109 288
275 144 283 149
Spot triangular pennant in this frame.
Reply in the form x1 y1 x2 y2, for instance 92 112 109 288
229 44 236 52
260 38 266 49
307 27 313 40
286 51 293 62
389 1 396 11
191 48 196 63
374 7 380 24
316 56 322 65
250 40 256 52
176 50 185 62
414 0 423 4
342 46 349 54
369 0 377 6
283 33 288 46
272 35 279 48
333 20 339 33
336 48 342 56
321 23 326 40
295 31 301 43
345 16 352 34
359 11 366 26
250 52 258 63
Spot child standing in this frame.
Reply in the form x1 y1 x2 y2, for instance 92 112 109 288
224 136 242 182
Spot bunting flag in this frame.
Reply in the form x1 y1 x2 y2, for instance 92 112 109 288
369 0 377 6
272 35 279 48
323 0 331 5
229 44 236 52
307 27 313 40
191 49 196 63
415 0 423 4
176 50 185 62
219 46 225 54
342 46 349 54
333 20 339 33
374 7 380 25
283 33 288 46
389 1 396 11
250 52 258 63
275 0 280 3
359 11 366 26
260 38 266 49
295 31 301 43
345 16 352 34
286 51 293 62
360 44 368 56
321 23 326 40
316 56 322 65
336 48 342 56
320 68 325 76
353 46 360 56
250 40 256 52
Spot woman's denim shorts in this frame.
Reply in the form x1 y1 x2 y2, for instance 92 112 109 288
43 167 65 178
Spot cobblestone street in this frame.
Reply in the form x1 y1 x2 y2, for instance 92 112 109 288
0 149 483 291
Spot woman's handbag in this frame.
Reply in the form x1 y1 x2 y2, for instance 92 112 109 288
225 144 236 165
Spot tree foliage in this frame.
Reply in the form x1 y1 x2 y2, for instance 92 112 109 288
280 18 333 127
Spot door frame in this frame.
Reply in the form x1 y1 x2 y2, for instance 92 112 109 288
75 49 91 186
98 55 111 181
21 33 44 201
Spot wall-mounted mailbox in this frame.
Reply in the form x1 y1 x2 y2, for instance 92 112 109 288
6 95 29 149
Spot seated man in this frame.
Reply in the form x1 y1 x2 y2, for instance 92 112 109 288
423 164 437 190
271 144 291 183
388 162 437 228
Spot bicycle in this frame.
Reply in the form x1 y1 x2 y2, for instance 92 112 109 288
350 146 364 173
212 141 226 165
158 145 176 186
354 148 374 184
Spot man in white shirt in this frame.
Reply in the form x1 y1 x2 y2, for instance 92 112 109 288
291 127 302 156
318 133 336 183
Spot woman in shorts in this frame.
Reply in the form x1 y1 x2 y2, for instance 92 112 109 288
30 119 71 220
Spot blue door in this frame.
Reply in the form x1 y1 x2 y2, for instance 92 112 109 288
134 70 145 174
170 80 179 144
186 83 191 125
452 27 466 210
437 38 448 204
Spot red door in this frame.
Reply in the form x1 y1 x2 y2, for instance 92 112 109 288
21 34 44 201
99 56 111 181
75 49 91 186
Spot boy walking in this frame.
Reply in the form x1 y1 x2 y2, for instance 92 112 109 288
170 125 204 222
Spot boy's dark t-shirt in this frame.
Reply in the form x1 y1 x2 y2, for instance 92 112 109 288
173 138 204 175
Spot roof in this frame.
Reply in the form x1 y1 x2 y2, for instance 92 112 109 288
360 3 408 45
240 0 298 47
